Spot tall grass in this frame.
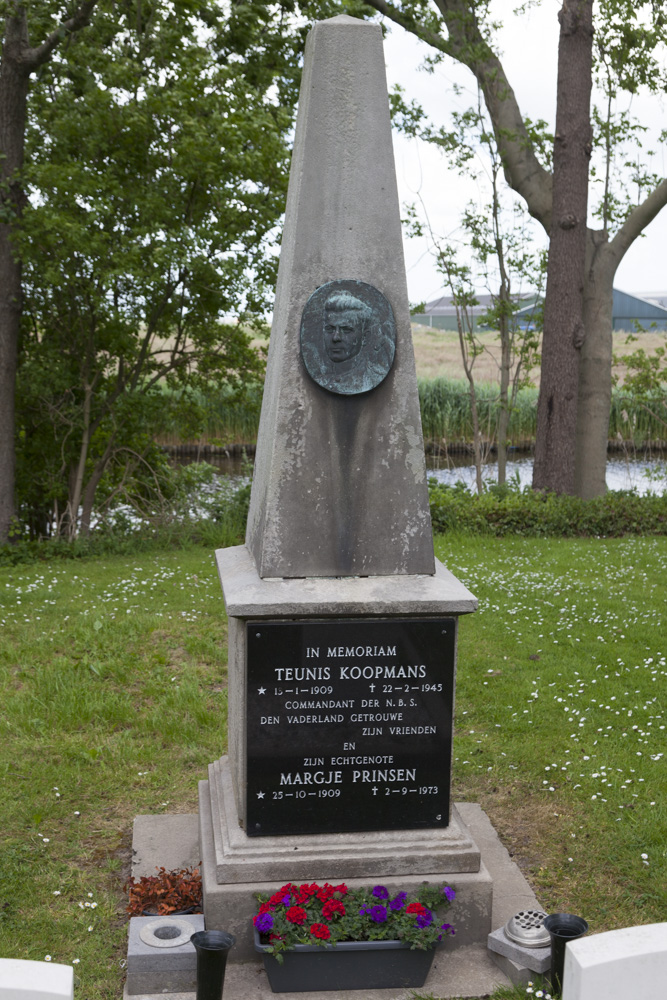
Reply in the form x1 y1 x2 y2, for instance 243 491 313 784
153 377 667 451
418 378 539 446
156 382 263 446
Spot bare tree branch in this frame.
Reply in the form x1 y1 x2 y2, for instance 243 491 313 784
24 0 99 70
364 0 554 230
607 177 667 271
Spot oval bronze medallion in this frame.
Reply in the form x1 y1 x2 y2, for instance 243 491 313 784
300 279 396 395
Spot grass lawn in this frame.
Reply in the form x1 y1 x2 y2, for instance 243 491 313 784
0 534 665 998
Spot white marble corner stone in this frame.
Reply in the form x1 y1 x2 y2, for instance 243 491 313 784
0 959 73 1000
563 923 667 1000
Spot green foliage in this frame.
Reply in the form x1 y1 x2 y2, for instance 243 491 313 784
419 378 539 445
1 533 664 996
418 377 667 448
428 479 667 538
13 0 305 538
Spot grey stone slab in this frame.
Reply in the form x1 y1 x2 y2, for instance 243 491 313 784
489 950 549 989
127 915 203 996
199 781 491 965
123 942 510 1000
216 545 478 618
487 926 551 974
456 802 542 929
245 15 434 579
202 758 481 884
132 814 200 878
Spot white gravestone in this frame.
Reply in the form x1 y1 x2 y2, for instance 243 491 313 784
0 959 73 1000
562 923 667 1000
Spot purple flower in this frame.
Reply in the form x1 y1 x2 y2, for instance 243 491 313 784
437 922 455 941
415 908 433 928
442 886 456 902
389 892 407 911
255 913 274 933
368 905 388 923
371 885 389 900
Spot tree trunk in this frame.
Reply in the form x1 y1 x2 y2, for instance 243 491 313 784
533 0 593 493
574 233 615 496
0 11 31 542
0 1 98 542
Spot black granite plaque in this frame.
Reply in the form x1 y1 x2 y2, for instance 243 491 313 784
300 280 396 395
246 618 455 837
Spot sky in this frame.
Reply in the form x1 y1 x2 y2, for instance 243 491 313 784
381 0 667 305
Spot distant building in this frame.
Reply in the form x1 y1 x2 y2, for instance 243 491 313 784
411 289 667 333
612 290 667 331
410 293 541 332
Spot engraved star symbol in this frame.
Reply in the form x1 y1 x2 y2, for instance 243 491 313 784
257 686 266 695
257 791 265 799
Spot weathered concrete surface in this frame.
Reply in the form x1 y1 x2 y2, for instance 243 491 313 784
487 926 551 974
246 15 434 579
127 803 531 996
456 802 541 930
123 944 509 1000
126 915 204 996
217 546 477 619
201 759 481 884
132 814 200 878
199 784 491 964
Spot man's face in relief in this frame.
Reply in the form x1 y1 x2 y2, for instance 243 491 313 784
324 309 364 363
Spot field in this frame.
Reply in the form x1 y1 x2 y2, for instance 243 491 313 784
0 534 664 998
410 324 666 384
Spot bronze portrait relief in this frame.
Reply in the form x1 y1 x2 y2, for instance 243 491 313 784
300 280 396 395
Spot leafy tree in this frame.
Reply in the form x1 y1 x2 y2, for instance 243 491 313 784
313 0 667 496
1 0 99 542
5 1 306 539
404 99 542 490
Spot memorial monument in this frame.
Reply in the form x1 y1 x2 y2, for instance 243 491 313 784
198 14 492 966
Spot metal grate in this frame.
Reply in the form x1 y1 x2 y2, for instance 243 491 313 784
504 909 550 948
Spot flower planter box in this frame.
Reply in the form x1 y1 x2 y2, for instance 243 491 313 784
254 928 435 993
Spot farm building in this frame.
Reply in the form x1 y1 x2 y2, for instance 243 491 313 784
410 293 541 332
412 289 667 332
612 289 667 331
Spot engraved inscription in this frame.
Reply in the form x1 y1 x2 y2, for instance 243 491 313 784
300 279 396 395
246 619 455 837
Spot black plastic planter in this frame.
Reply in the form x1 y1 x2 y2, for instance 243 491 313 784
254 929 435 993
190 929 236 1000
543 913 588 993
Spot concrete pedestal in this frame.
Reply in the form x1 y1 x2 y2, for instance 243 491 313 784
206 545 483 963
199 761 492 964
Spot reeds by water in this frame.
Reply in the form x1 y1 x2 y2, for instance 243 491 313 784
155 378 667 451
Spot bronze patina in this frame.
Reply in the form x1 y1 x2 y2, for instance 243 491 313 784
300 279 396 395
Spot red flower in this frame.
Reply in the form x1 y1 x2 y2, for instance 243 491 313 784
333 883 348 896
406 902 427 916
310 923 331 940
317 883 336 902
270 883 296 906
285 906 308 925
322 899 346 919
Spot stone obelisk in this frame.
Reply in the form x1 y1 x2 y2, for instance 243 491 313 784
246 13 434 579
198 16 488 968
